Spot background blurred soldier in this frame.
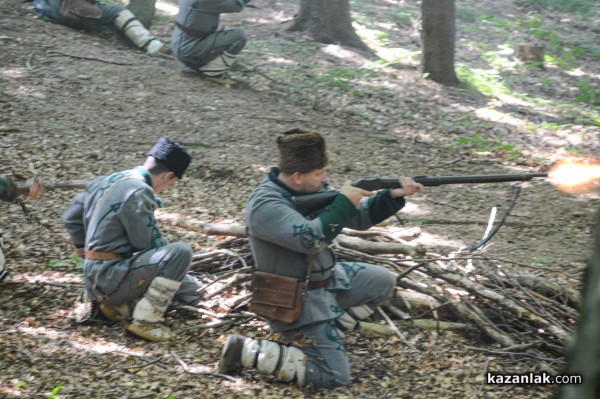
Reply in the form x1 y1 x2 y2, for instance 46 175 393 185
32 0 164 54
172 0 250 84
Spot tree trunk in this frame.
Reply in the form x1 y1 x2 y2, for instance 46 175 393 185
286 0 371 53
421 0 459 85
127 0 156 28
559 208 600 399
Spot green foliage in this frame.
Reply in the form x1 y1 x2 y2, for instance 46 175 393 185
519 0 597 14
576 77 600 106
456 4 477 23
49 255 84 274
456 66 511 98
48 383 63 399
311 67 380 94
456 134 522 157
154 15 175 24
532 256 554 265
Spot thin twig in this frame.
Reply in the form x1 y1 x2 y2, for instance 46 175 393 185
376 306 415 349
47 50 137 65
26 51 35 71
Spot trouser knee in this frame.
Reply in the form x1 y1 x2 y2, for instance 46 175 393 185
158 242 192 281
227 34 247 55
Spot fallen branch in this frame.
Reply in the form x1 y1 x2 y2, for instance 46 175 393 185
47 50 137 66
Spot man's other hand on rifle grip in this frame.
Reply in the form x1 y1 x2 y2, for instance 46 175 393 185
391 176 424 198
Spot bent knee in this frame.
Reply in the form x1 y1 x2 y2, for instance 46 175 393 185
164 242 192 263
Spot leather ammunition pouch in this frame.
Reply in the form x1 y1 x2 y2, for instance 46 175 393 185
59 0 102 31
250 271 305 324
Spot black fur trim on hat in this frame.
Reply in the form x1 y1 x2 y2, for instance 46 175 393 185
148 137 191 178
277 128 327 174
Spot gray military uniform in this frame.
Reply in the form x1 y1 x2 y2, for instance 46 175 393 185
171 0 247 69
33 0 124 25
245 168 401 388
62 167 200 308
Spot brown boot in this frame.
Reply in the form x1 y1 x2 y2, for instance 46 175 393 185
99 303 131 322
218 334 248 374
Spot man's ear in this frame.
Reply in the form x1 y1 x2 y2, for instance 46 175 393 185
290 171 303 186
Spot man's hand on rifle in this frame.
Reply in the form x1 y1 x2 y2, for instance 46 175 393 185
340 180 373 207
27 179 46 199
390 176 424 198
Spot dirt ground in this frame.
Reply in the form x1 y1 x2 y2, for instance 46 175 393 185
1 0 599 398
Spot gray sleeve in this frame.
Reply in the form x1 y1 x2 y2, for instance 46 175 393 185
195 0 245 14
247 192 328 254
120 187 168 252
62 191 87 249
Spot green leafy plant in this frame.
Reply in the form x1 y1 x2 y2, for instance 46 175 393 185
519 0 597 14
49 254 84 273
456 66 511 98
532 256 553 265
47 383 63 399
457 134 522 157
576 77 600 106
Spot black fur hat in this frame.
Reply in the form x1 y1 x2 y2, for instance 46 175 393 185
277 128 328 174
148 137 191 179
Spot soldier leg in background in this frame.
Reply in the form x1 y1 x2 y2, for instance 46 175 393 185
32 0 163 54
111 7 164 54
194 29 247 84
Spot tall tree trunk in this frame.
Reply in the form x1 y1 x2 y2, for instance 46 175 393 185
558 208 600 399
421 0 459 85
286 0 371 53
127 0 156 28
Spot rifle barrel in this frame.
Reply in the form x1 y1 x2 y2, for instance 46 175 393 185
16 179 89 194
353 173 548 191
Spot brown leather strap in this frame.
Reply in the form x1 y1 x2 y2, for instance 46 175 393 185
307 276 331 290
83 250 125 260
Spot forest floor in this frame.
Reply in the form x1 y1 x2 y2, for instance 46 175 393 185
1 0 599 398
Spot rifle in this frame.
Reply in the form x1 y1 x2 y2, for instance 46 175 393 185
0 177 88 202
291 173 548 216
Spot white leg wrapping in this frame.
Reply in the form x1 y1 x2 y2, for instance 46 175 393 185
241 338 261 369
114 10 163 54
132 277 181 324
275 346 307 385
348 304 375 320
0 237 10 284
198 52 237 76
255 340 280 375
336 311 358 332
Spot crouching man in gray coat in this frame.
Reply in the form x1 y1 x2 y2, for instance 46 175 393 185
32 0 163 54
218 128 424 388
172 0 249 84
62 138 201 342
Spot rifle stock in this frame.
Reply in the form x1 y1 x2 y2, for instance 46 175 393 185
292 173 548 216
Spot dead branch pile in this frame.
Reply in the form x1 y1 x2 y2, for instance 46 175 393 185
161 215 579 370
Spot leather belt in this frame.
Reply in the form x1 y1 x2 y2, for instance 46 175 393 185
84 250 125 260
307 277 331 290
